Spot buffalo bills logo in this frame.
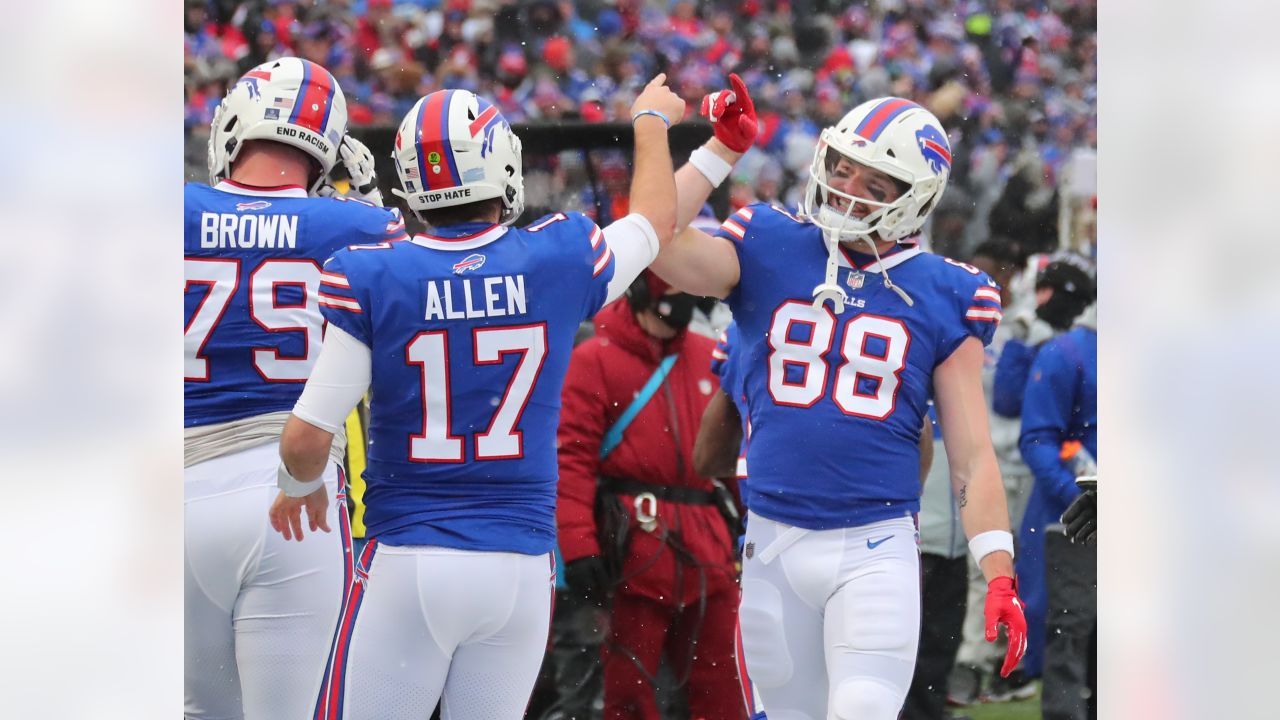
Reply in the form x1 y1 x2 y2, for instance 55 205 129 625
236 77 261 100
236 200 272 211
452 253 486 274
915 125 952 174
237 69 271 101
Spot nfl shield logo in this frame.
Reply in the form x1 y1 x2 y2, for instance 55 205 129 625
744 542 754 560
846 271 866 290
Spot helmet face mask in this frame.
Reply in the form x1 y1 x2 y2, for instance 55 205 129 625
207 57 348 195
391 90 525 226
799 97 951 246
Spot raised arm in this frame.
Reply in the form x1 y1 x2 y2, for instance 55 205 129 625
625 74 687 249
675 74 756 229
601 75 688 302
650 74 759 299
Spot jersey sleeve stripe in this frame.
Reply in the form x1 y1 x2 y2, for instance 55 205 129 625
590 225 605 249
721 218 746 240
965 307 1002 322
973 287 1002 304
711 348 728 361
320 272 350 288
592 244 614 277
319 293 364 312
734 207 754 222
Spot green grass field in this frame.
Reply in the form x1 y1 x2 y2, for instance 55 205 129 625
962 683 1041 719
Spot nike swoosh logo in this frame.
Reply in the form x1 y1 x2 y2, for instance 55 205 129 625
867 535 894 549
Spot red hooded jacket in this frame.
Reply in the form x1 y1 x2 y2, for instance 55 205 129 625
557 298 738 606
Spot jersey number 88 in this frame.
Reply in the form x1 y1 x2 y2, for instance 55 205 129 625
767 300 910 420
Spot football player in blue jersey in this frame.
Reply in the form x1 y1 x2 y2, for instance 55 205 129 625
651 89 1030 720
184 57 408 720
266 75 718 719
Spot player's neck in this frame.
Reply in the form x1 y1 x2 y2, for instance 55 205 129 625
840 237 897 256
230 145 312 189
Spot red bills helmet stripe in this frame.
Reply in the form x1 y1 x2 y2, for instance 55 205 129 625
288 59 337 135
415 91 463 192
853 98 920 141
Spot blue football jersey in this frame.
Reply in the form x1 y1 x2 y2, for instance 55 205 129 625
184 181 407 427
715 203 1002 530
318 212 615 554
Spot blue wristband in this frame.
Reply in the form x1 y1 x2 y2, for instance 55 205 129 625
632 109 671 128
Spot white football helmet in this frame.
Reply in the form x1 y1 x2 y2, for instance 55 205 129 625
391 90 525 226
799 97 952 243
207 57 348 195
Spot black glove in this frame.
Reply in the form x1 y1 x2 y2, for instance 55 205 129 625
563 555 612 607
1061 488 1097 546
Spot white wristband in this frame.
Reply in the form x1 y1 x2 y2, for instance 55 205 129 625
277 461 324 498
968 530 1015 565
689 146 733 188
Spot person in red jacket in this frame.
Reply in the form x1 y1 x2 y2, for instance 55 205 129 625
557 270 745 720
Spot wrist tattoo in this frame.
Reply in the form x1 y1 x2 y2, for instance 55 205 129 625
958 485 968 508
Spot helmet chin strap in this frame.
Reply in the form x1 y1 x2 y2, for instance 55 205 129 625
812 231 848 314
811 210 915 312
865 237 915 307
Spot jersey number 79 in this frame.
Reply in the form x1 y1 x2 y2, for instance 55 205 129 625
184 257 323 383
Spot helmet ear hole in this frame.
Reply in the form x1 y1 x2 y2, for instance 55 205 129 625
885 148 896 158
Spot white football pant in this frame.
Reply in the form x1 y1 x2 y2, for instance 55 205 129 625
738 512 920 720
328 544 555 720
185 441 350 720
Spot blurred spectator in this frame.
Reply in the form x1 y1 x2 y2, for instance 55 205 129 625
988 256 1094 693
1019 302 1098 720
184 0 1097 317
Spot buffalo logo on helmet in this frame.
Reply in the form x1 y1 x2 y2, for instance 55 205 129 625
452 253 486 274
237 69 271 100
914 125 952 174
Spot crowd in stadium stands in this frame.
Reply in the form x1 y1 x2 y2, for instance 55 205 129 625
186 0 1095 258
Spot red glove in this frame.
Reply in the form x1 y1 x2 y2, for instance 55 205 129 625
984 576 1028 677
699 73 758 152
